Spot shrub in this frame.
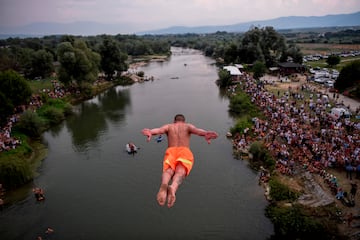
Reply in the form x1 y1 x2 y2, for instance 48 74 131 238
265 204 332 239
40 106 64 125
0 158 32 188
249 141 276 170
229 93 257 116
230 116 253 135
16 110 46 138
115 75 135 85
216 69 232 88
0 141 33 188
136 71 144 77
268 178 299 201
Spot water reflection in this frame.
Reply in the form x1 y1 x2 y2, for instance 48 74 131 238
66 87 130 151
100 87 130 123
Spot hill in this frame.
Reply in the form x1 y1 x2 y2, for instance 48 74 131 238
139 11 360 35
0 12 359 38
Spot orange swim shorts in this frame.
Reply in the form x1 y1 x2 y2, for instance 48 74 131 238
163 147 194 176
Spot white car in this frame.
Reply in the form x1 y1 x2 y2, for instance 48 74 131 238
324 80 334 88
314 78 326 84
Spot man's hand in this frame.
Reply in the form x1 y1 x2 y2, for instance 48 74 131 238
142 128 152 142
204 131 218 144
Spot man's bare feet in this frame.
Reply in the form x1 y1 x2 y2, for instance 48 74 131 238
167 185 176 208
157 184 168 206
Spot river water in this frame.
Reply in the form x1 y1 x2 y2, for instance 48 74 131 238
0 47 273 240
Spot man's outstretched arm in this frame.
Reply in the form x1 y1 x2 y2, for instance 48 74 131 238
188 124 218 144
142 125 169 142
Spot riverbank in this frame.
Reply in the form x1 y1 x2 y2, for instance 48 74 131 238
231 72 360 239
0 58 163 205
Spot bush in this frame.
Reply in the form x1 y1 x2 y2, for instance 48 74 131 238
115 75 135 85
16 110 46 138
268 178 299 201
249 141 276 170
230 116 253 135
40 106 64 125
136 71 144 77
265 204 333 239
0 157 33 188
79 82 94 99
0 135 33 188
229 93 258 116
216 69 232 88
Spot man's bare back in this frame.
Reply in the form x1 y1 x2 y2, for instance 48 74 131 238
163 122 198 147
142 116 217 147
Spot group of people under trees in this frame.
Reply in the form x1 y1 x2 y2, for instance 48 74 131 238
230 72 359 207
0 79 72 153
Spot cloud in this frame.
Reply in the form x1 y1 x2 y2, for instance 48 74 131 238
0 0 359 32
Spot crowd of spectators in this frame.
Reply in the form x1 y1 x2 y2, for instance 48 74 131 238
230 73 360 200
0 80 69 153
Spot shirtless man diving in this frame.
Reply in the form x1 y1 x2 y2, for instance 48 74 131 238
142 114 218 208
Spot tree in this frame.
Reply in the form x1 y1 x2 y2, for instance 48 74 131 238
240 27 287 67
326 54 341 67
260 27 287 67
335 60 360 92
252 61 266 80
224 43 238 64
30 49 54 79
100 36 128 80
57 39 100 87
281 43 303 64
0 91 13 126
0 70 32 124
216 69 232 88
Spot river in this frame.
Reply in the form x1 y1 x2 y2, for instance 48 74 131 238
0 47 274 240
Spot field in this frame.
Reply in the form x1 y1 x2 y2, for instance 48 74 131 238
298 43 360 55
297 43 360 70
28 77 55 93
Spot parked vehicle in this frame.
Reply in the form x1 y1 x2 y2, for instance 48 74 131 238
329 107 351 120
324 80 335 88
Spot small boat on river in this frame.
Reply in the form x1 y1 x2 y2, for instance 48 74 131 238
156 135 164 143
126 142 138 155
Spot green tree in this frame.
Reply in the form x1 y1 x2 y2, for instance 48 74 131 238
224 43 238 64
239 27 287 67
0 70 32 123
228 93 257 116
0 48 17 71
216 69 232 88
281 43 303 64
30 49 54 78
100 36 128 80
0 91 14 126
57 39 100 87
260 26 287 67
326 54 341 67
252 61 266 80
335 60 360 92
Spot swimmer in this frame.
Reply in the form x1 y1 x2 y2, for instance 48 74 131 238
142 114 218 208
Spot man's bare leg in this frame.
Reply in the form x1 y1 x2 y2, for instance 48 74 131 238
157 169 174 206
167 165 186 208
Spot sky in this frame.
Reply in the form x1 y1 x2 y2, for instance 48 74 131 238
1 0 360 34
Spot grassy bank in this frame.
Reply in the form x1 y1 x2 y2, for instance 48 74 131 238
0 73 138 194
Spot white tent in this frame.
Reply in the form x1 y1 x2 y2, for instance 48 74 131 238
223 66 242 76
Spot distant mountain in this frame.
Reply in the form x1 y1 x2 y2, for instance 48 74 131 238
0 11 359 38
138 11 360 35
0 21 135 38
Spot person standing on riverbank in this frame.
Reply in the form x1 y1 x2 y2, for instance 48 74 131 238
142 114 218 208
